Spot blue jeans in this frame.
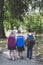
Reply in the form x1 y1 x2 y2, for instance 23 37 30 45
27 46 33 59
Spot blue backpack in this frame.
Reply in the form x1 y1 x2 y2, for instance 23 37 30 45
27 34 35 46
27 34 34 41
16 35 25 47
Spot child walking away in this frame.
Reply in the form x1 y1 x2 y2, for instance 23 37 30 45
16 30 25 59
26 28 35 59
7 30 16 60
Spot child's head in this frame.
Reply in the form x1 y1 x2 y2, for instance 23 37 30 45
10 30 15 35
18 30 21 34
28 28 32 33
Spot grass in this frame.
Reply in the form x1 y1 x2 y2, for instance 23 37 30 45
34 35 43 64
0 38 7 53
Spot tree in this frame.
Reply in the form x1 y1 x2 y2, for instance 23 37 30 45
5 0 40 29
4 0 28 30
24 14 43 33
7 0 28 20
0 0 6 38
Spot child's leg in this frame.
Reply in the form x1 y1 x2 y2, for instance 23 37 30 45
20 51 23 57
17 50 20 59
11 50 15 60
27 47 29 58
29 47 33 59
9 50 12 59
18 51 21 58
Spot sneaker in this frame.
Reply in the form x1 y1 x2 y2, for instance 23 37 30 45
29 57 32 59
12 58 15 61
9 57 12 60
20 56 24 59
17 56 20 59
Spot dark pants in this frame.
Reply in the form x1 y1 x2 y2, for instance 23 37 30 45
27 46 33 59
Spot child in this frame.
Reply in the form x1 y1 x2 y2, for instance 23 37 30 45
26 28 35 59
7 30 16 60
16 30 25 59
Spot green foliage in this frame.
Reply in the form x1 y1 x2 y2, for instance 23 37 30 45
7 0 28 19
4 0 28 30
4 18 20 30
4 0 43 34
24 14 43 33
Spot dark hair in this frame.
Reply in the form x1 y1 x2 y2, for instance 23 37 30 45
18 30 21 33
28 28 32 32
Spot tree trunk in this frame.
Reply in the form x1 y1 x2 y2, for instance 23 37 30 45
0 22 6 38
10 22 14 30
0 0 6 38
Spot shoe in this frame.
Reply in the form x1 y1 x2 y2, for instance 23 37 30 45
17 56 20 59
12 58 15 61
29 57 32 59
9 57 12 60
20 56 24 59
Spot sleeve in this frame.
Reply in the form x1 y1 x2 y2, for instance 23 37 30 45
33 35 36 40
